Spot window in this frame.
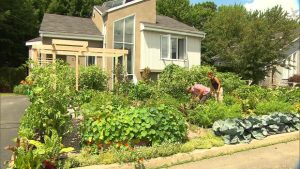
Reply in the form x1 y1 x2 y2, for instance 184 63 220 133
161 35 186 60
86 56 96 66
113 15 135 75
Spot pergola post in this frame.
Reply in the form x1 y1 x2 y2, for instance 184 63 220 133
75 54 79 91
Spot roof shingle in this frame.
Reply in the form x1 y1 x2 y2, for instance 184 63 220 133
40 13 102 36
143 15 201 33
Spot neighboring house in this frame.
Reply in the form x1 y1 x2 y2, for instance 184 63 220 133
261 37 300 86
26 0 205 82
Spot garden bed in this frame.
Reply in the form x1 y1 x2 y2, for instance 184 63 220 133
8 62 300 169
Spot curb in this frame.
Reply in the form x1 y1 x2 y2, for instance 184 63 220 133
74 131 300 169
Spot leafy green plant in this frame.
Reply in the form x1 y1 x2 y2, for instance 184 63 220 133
213 113 300 144
188 100 242 128
81 105 187 148
20 61 76 137
80 66 108 91
128 81 153 101
255 100 296 115
5 130 74 169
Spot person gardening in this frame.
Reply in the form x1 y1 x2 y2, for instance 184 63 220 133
187 84 211 104
208 72 223 102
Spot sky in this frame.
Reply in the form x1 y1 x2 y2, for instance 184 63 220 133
190 0 299 16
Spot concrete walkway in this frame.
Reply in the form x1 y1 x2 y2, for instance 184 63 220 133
169 140 300 169
0 95 30 169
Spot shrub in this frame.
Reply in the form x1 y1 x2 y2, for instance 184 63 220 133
80 92 130 119
188 65 216 86
255 100 296 115
13 84 30 95
81 105 187 148
188 100 242 128
216 72 245 93
128 81 153 101
0 65 27 92
275 87 300 104
157 64 190 99
80 66 108 91
20 61 75 137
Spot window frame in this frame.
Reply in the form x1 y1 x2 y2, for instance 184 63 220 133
160 34 186 61
85 56 97 66
112 14 135 78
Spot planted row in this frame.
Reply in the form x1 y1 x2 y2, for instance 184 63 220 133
213 113 300 144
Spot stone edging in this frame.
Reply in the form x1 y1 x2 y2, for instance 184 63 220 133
74 131 300 169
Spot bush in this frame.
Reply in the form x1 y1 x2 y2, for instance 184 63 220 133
80 66 108 91
81 105 187 148
13 84 31 95
157 64 190 99
188 100 242 128
20 61 76 137
80 92 130 119
255 100 296 115
216 72 245 93
0 65 27 92
128 81 153 101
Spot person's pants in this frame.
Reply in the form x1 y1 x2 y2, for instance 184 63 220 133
214 87 223 102
200 92 211 104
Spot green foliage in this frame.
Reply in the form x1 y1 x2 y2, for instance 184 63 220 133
204 5 299 83
256 100 296 115
7 130 73 169
216 72 245 93
68 132 223 167
128 81 153 101
275 87 300 104
213 113 300 144
0 66 28 92
80 92 130 119
81 105 187 147
188 100 242 128
157 64 189 99
20 61 75 137
13 84 31 95
79 66 108 91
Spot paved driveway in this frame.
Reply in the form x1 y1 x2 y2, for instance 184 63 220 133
0 95 30 169
169 140 300 169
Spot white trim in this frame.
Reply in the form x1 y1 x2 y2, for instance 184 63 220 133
93 6 103 15
106 0 143 14
40 31 103 41
160 34 186 61
141 23 206 38
26 41 42 46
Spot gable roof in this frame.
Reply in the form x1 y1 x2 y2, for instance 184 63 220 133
142 15 205 36
40 14 102 38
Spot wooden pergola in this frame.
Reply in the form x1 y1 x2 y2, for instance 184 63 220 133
31 39 128 90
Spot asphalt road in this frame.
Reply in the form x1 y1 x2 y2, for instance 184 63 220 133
0 95 30 169
169 140 300 169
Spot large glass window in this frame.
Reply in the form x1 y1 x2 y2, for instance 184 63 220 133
113 15 134 75
161 35 186 60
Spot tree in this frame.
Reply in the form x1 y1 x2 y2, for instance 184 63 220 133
203 5 299 83
156 0 191 24
0 0 38 67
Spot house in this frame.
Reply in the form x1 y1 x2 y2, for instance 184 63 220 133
261 37 300 86
26 0 205 83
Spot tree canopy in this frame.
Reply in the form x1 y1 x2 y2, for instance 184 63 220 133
203 5 299 83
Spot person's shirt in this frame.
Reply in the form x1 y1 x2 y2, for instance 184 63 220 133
191 84 210 96
210 77 220 90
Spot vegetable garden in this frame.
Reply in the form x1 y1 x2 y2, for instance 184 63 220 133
8 61 300 168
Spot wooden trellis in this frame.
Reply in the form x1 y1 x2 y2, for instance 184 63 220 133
31 39 128 90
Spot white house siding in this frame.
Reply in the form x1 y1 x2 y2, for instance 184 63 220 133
140 30 201 71
261 40 300 86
